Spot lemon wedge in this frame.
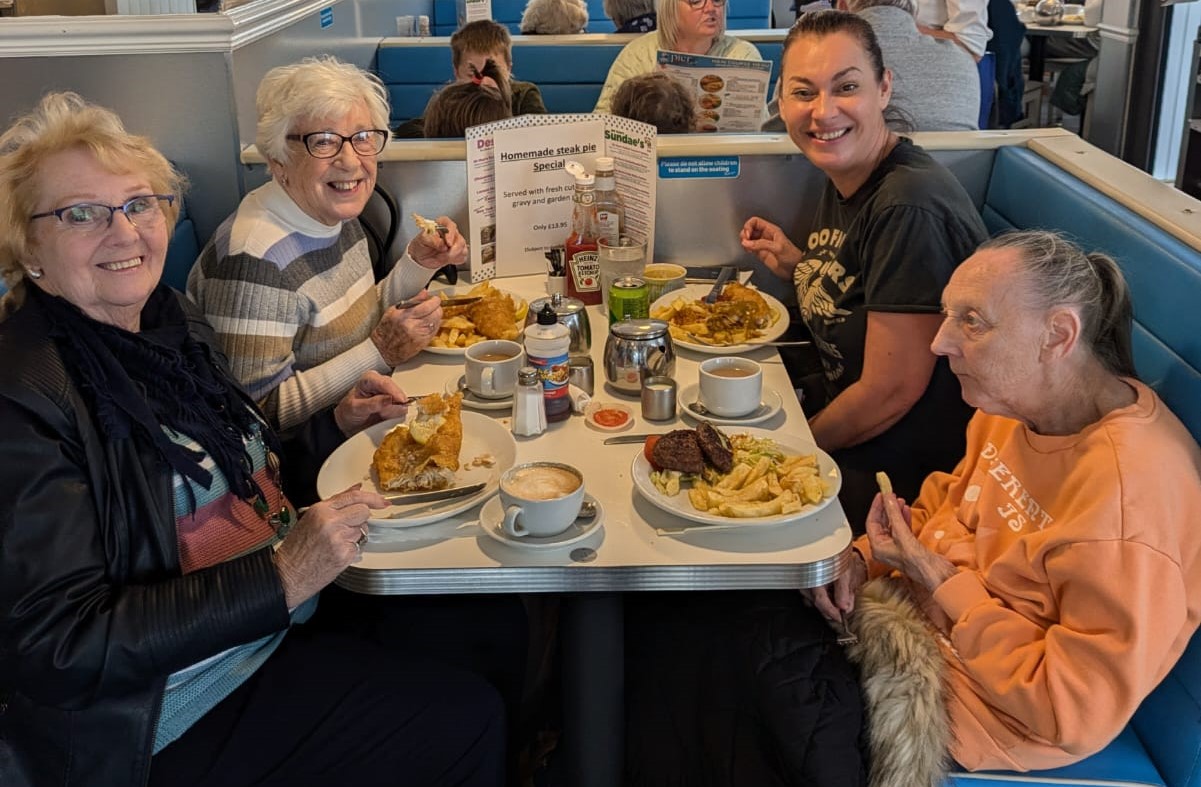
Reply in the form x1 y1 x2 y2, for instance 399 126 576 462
409 414 444 445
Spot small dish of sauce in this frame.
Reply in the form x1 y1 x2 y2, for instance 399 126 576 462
585 401 634 432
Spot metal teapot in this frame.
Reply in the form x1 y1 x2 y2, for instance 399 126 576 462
1034 0 1065 25
603 319 675 394
525 292 591 354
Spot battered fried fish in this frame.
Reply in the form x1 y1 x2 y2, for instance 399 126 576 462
372 393 463 492
716 282 773 329
469 292 519 340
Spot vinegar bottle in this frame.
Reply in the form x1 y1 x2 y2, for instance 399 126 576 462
593 156 625 248
523 304 572 423
565 172 601 306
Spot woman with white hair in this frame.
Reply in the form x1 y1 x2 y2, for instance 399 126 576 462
593 0 762 113
520 0 589 34
188 56 466 432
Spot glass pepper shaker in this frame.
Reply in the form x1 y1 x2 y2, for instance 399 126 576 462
512 366 547 436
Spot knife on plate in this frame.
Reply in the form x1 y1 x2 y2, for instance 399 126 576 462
603 434 666 445
704 266 737 304
383 482 486 505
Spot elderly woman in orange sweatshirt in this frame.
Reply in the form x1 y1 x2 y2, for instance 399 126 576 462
811 229 1201 781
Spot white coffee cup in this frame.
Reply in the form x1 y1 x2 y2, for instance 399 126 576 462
464 340 524 399
698 357 763 417
500 462 585 538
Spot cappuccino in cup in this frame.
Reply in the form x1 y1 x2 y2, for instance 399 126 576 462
499 462 585 538
502 465 581 500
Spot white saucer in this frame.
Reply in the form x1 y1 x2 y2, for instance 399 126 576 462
479 493 604 550
677 383 784 425
445 374 514 411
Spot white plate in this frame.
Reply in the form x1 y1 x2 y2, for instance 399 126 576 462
316 412 516 527
630 428 841 527
444 374 514 411
677 383 784 426
421 285 527 356
478 493 604 550
649 283 790 354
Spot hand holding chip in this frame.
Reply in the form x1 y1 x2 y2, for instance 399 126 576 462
866 472 958 591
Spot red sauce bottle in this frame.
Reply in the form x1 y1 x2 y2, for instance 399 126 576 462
565 173 601 306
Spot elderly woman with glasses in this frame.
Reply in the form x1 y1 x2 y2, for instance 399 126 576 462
593 0 762 114
188 56 467 433
810 230 1201 781
0 92 505 787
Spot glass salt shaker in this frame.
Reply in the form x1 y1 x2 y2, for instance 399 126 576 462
512 366 547 436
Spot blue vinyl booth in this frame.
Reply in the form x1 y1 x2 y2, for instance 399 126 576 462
429 0 771 35
378 31 785 125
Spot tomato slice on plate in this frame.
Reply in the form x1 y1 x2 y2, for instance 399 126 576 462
644 435 662 471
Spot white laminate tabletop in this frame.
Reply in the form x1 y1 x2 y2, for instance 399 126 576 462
334 275 852 596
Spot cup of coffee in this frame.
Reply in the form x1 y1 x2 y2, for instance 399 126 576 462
642 263 687 304
464 340 524 399
698 357 763 417
499 462 585 538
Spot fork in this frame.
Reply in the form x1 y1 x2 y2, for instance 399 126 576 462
836 611 859 646
684 331 811 348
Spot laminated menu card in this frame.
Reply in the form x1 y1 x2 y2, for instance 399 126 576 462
464 114 657 281
656 50 772 133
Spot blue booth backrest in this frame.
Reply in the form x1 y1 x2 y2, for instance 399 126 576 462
970 144 1201 787
378 36 784 123
431 0 769 35
164 194 201 292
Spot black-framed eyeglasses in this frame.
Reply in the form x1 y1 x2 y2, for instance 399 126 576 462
286 129 389 159
30 194 175 233
680 0 726 8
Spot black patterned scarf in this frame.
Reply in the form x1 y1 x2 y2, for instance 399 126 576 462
30 284 279 507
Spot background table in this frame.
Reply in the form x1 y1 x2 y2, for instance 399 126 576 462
1023 22 1098 83
330 273 852 787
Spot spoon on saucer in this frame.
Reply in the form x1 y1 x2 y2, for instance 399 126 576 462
577 500 598 519
689 400 760 419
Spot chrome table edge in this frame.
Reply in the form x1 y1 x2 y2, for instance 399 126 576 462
335 547 850 596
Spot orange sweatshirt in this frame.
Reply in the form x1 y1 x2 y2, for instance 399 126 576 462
856 380 1201 771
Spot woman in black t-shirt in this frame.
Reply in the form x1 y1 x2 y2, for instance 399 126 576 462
740 10 985 528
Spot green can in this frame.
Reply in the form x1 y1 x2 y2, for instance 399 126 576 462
609 276 649 325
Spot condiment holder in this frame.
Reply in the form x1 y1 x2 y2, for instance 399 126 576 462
526 292 591 354
602 318 675 395
641 375 677 421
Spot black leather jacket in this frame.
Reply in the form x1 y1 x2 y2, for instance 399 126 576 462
0 286 336 787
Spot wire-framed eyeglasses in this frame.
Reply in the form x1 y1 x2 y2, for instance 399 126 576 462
30 195 175 233
680 0 726 8
286 129 389 159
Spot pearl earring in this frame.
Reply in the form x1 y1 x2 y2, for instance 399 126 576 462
25 267 43 280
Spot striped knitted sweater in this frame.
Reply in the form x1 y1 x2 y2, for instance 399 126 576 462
187 180 433 430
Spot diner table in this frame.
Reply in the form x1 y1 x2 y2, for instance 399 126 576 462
1023 21 1098 83
331 273 852 787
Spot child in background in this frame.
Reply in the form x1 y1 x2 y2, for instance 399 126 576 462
424 59 515 137
611 72 697 133
394 20 547 137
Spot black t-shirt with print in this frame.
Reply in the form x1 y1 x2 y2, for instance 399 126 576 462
794 138 985 527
